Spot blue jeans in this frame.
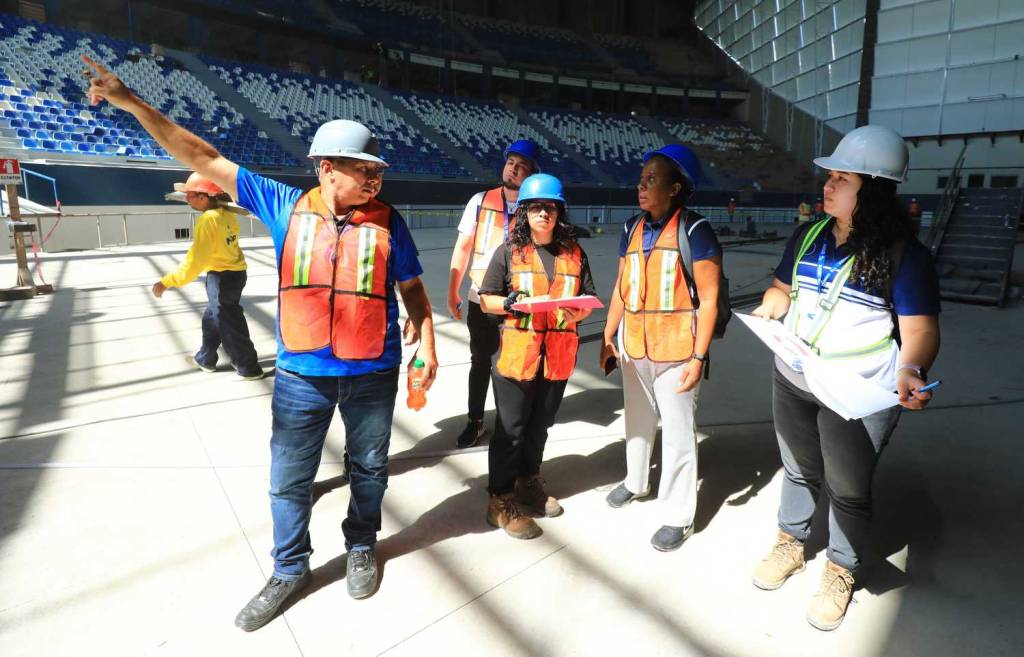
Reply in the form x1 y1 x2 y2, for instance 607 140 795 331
195 270 260 376
268 366 398 580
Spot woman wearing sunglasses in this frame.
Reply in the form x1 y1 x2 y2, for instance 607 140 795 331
478 173 597 539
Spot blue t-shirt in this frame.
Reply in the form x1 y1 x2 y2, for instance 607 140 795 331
235 167 423 376
774 221 940 316
618 210 722 262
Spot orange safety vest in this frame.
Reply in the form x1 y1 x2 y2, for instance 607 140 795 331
620 210 696 362
468 187 513 287
277 187 392 360
495 243 582 382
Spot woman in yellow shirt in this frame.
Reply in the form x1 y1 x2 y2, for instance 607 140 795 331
153 173 262 379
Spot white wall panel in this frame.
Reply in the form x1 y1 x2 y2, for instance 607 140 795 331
880 0 925 9
836 0 868 29
906 70 946 105
993 20 1024 60
912 0 952 37
878 6 914 42
941 101 984 132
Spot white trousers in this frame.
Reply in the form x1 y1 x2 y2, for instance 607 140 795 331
621 355 701 527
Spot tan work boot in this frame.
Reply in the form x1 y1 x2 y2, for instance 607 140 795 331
487 493 542 539
515 474 564 518
807 560 855 631
752 531 806 590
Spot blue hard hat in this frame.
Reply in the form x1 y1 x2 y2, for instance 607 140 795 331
642 144 701 189
517 173 565 206
504 139 542 172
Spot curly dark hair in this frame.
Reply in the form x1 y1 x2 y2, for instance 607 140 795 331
507 203 577 254
846 175 915 292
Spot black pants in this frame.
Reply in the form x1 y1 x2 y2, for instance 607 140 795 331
466 300 500 421
195 270 260 375
488 370 568 495
771 367 900 571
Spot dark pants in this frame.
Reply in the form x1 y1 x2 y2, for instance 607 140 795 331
194 270 260 375
269 367 399 579
771 367 901 572
467 300 500 421
488 370 568 495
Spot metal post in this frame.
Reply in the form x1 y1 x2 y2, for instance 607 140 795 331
97 216 103 248
122 214 128 245
7 184 32 287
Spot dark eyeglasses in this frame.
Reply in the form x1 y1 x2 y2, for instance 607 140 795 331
526 202 558 214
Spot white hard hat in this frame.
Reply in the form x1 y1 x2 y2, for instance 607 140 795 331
308 119 388 166
814 124 908 182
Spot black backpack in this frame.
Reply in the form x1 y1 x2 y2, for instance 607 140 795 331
626 210 732 338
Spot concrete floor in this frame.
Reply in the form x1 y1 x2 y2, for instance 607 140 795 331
1 225 1021 657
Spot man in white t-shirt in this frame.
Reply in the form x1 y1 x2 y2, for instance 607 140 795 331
447 139 541 448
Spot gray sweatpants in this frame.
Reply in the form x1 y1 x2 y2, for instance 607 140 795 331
621 355 701 528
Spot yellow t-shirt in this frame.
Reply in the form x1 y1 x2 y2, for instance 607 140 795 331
161 207 247 288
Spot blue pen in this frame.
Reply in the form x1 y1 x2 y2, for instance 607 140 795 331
915 379 942 394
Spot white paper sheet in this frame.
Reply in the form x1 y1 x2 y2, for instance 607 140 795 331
736 313 899 420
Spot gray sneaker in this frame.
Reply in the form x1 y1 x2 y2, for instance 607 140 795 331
651 524 694 552
605 483 651 508
234 571 311 632
346 548 378 599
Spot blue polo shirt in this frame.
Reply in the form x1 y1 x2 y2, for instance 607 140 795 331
618 210 722 262
235 167 423 376
774 221 940 316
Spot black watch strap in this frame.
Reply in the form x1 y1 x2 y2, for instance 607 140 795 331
693 352 710 380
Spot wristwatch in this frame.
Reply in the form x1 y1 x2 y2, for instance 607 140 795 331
693 352 708 363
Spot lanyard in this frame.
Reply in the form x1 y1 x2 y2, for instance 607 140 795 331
814 240 850 295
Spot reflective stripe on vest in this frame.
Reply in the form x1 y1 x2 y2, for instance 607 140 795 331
468 187 511 287
785 218 893 360
619 210 696 362
495 243 582 381
278 187 392 360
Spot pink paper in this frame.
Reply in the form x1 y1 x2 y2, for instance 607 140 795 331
511 295 605 312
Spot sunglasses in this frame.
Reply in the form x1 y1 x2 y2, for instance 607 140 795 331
526 202 559 214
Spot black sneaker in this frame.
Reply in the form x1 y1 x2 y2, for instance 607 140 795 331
456 419 486 449
192 356 217 373
236 368 265 381
605 482 651 508
651 524 694 552
347 548 378 599
234 571 311 632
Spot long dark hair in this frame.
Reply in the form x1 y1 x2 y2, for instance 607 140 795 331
847 176 914 292
507 203 577 255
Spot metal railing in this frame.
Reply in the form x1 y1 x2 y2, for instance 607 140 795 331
927 142 968 255
17 203 936 253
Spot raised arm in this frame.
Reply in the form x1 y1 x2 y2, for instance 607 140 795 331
81 55 239 200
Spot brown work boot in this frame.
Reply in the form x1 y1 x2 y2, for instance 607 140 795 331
752 531 806 590
807 560 855 631
515 474 564 518
487 493 542 540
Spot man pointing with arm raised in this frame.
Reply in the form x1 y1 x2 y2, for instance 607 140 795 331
83 55 438 630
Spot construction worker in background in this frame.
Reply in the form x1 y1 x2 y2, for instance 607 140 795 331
814 196 825 221
478 174 597 539
908 197 922 236
727 196 737 221
600 144 723 552
83 56 437 631
798 197 813 224
154 172 263 380
447 139 541 449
